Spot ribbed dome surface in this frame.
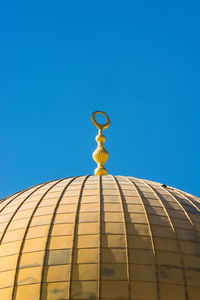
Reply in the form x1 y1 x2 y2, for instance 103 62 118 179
0 175 200 300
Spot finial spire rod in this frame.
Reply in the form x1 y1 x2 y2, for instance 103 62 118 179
91 111 110 176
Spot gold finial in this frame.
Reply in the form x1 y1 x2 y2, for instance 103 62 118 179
91 111 110 176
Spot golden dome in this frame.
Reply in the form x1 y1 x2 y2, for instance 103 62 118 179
0 175 200 300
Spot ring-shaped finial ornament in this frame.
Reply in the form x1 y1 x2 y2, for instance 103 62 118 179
91 111 110 131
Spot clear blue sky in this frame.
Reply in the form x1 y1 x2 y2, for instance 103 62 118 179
1 1 200 198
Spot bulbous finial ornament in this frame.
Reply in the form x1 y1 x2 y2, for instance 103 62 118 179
91 111 110 175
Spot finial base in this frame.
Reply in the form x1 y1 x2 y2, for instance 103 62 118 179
94 166 107 176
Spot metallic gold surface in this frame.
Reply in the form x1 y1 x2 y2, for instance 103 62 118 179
0 175 200 299
91 111 110 175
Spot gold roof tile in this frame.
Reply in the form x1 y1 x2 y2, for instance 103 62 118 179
0 175 200 299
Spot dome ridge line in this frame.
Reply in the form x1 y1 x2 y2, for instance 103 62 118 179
68 175 91 299
39 176 80 299
0 182 49 247
159 184 200 239
140 179 189 300
127 177 161 300
174 188 200 217
0 186 34 216
158 186 200 253
11 178 67 300
0 186 33 209
112 175 131 300
97 175 102 299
